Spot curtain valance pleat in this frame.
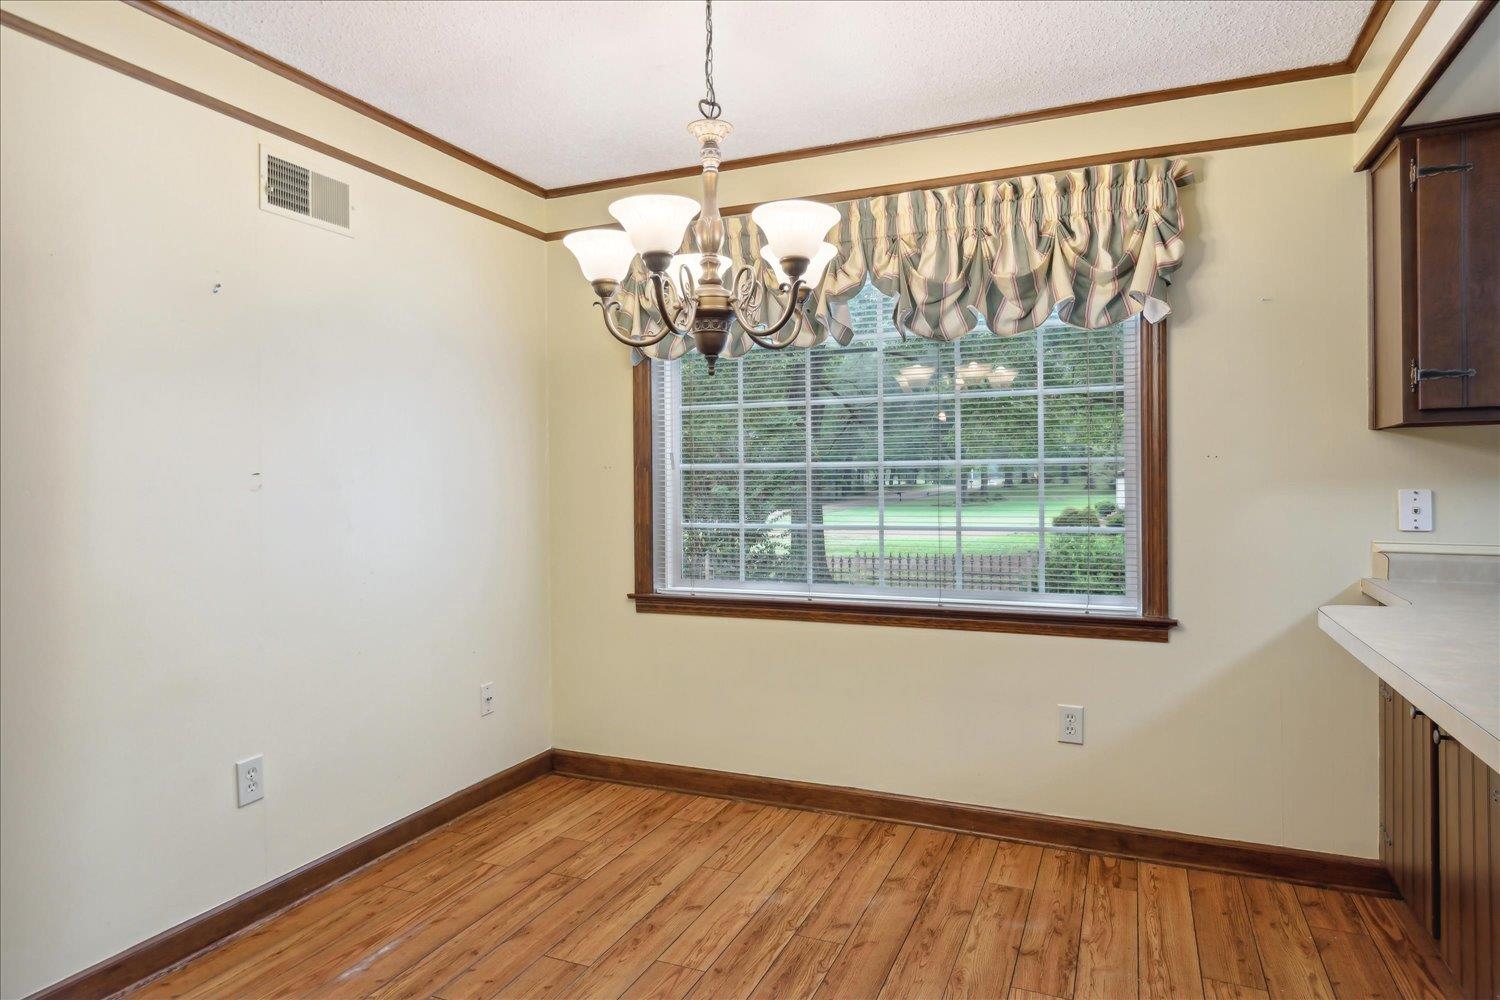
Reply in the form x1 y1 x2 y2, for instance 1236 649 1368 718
618 157 1193 362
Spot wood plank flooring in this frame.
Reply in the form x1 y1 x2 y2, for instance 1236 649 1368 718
127 776 1465 999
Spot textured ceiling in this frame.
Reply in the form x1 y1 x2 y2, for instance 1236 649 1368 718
163 0 1374 190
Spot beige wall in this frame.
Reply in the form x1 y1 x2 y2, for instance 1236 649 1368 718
4 0 1499 995
546 132 1500 863
0 18 549 1000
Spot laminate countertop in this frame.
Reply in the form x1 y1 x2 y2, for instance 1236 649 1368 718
1320 577 1499 771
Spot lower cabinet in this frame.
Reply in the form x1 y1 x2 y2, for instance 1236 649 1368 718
1436 733 1500 1000
1381 681 1500 999
1380 683 1437 934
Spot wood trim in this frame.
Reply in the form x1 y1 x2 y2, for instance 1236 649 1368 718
545 70 1357 200
5 7 1357 246
1362 0 1500 169
545 0 1390 202
1139 322 1169 618
117 0 1388 203
632 362 655 595
1353 0 1497 170
1348 0 1398 72
631 593 1177 642
551 750 1400 896
0 9 547 241
543 122 1355 240
629 323 1174 641
1353 0 1443 132
118 0 548 197
22 750 554 1000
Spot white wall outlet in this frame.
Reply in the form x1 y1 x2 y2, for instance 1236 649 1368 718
480 682 495 717
236 755 264 807
1398 489 1433 532
1058 705 1085 745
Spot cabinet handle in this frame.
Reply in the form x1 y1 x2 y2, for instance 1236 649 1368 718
1432 728 1451 746
1409 705 1425 720
1410 361 1478 390
1409 157 1474 189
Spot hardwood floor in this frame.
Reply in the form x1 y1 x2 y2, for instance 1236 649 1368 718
127 776 1464 999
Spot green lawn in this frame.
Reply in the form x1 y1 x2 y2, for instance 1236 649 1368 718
817 483 1117 556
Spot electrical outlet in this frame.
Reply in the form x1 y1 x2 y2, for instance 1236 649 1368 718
236 755 264 807
480 682 495 717
1058 705 1084 745
1398 489 1433 531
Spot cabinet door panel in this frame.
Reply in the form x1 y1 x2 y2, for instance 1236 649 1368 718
1382 688 1437 935
1437 737 1499 1000
1466 125 1500 409
1415 132 1467 411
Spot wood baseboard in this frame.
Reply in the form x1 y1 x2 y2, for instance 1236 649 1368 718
552 749 1397 897
25 749 553 1000
28 745 1396 998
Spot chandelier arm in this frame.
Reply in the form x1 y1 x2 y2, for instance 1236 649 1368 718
649 272 694 338
596 298 673 349
730 279 806 349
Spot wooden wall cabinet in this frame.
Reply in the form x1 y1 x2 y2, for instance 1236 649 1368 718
1370 115 1500 428
1381 682 1500 999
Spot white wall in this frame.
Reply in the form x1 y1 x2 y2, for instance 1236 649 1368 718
545 134 1500 863
0 23 549 999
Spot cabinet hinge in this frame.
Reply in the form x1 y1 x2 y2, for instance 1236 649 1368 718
1379 821 1393 846
1410 360 1478 391
1409 157 1474 190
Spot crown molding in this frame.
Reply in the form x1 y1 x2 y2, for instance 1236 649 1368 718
118 0 1390 200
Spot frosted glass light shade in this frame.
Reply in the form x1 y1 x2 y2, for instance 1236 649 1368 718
563 229 637 284
750 200 841 260
760 242 836 287
669 253 733 294
609 194 700 256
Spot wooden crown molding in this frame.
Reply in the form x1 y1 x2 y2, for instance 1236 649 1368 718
23 751 554 1000
119 0 548 197
552 750 1399 896
544 121 1354 240
118 0 1389 201
1354 0 1499 169
1353 0 1443 132
0 9 547 241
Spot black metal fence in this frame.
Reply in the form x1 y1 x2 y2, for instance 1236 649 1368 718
822 552 1039 589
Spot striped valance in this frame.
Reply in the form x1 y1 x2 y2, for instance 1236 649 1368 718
617 157 1194 362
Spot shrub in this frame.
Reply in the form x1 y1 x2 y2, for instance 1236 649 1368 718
1052 506 1102 527
1044 534 1126 595
1094 499 1118 517
1106 509 1126 527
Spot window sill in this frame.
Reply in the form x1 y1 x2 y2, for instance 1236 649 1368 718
629 593 1177 642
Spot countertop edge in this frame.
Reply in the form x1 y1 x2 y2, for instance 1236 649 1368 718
1318 606 1500 772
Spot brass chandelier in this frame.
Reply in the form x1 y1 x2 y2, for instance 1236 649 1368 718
563 0 839 374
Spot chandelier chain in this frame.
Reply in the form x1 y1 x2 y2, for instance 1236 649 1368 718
698 0 721 119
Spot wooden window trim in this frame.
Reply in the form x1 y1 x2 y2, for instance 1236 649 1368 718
630 322 1175 642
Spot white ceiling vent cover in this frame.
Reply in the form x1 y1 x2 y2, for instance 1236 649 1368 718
259 147 352 236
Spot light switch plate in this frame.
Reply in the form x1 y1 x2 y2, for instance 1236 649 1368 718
1398 489 1433 532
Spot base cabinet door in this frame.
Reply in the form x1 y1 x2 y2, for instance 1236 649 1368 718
1381 683 1438 934
1435 732 1500 1000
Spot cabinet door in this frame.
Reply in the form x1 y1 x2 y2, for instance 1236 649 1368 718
1414 122 1500 411
1436 734 1499 1000
1382 685 1438 934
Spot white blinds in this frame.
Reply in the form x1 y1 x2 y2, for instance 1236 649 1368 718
651 282 1141 614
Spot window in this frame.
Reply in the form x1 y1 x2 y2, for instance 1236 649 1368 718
634 283 1172 640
